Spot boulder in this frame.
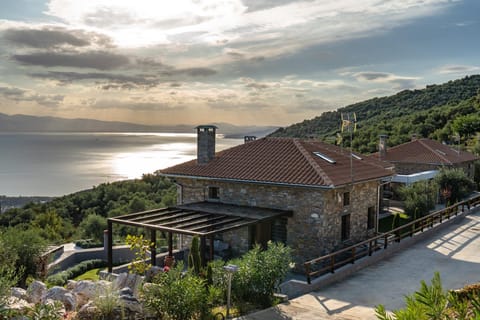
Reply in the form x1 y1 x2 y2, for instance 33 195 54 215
11 287 28 300
72 279 111 307
44 286 77 311
113 272 144 297
7 296 32 313
27 280 47 304
66 279 77 291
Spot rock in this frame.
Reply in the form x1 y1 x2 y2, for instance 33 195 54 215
112 272 128 290
44 286 77 311
119 294 142 314
113 273 144 297
76 301 98 320
145 266 162 281
66 279 77 291
7 296 32 313
72 279 111 307
119 287 133 296
27 280 47 304
11 287 28 300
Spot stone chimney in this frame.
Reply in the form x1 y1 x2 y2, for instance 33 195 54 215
196 125 217 164
411 133 418 141
244 136 256 143
379 135 388 159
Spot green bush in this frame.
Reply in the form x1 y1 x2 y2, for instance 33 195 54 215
75 239 103 248
230 241 292 308
46 259 107 286
142 262 208 320
376 272 480 320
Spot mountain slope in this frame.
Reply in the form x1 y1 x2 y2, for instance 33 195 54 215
0 113 277 137
270 75 480 153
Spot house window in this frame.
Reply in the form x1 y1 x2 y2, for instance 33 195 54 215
208 187 219 200
367 206 375 230
343 192 350 206
341 214 350 241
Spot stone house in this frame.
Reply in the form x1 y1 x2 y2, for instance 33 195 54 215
160 126 394 266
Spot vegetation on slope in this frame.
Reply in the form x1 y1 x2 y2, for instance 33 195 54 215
0 173 176 284
270 75 480 154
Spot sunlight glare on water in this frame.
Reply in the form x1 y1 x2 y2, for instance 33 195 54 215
112 142 196 179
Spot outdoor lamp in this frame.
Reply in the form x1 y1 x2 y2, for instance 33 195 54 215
223 264 239 318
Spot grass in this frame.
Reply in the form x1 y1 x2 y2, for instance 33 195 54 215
74 268 102 281
378 212 411 233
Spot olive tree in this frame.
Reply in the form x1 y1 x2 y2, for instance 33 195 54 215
435 168 475 205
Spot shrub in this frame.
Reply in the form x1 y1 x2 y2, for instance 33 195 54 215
230 241 292 308
92 283 124 319
376 272 480 320
142 262 208 320
46 259 107 286
74 239 103 249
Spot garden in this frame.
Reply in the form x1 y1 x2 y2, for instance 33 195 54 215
0 236 293 320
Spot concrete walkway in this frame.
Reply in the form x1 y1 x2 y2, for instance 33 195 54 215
241 209 480 319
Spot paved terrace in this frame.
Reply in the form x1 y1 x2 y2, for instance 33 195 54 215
241 209 480 320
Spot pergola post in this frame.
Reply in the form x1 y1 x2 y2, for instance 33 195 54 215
107 220 113 273
209 235 214 262
200 236 206 266
150 229 156 267
168 232 173 257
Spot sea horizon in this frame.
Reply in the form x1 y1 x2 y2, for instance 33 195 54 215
0 131 242 197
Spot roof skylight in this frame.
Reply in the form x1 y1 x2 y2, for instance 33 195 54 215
313 151 336 164
351 153 363 160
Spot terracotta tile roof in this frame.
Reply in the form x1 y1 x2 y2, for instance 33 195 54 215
371 138 479 165
161 137 393 188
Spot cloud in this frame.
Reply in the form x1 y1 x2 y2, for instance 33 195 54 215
2 26 115 49
0 86 64 107
437 64 480 75
43 0 452 53
352 71 419 89
4 28 89 48
88 99 183 111
12 51 130 70
29 67 216 89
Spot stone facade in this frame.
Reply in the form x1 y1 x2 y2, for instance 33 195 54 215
174 177 380 268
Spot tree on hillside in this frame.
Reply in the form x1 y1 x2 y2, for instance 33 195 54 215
451 114 480 141
0 227 46 287
79 213 108 243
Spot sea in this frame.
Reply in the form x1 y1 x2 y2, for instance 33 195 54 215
0 132 243 197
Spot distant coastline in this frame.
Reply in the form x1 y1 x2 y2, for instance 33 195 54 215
0 195 54 213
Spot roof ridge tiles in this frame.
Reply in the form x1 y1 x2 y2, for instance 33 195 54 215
293 139 334 186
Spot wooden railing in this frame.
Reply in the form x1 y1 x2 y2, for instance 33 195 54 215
304 194 480 284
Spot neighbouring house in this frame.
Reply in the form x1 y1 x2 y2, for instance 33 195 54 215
373 135 478 178
158 125 394 267
369 135 479 207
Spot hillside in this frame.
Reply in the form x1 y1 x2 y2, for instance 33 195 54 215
0 113 277 137
270 75 480 154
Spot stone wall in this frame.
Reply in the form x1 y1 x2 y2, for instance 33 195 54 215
174 178 379 268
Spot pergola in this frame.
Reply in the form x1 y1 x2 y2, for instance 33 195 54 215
107 202 292 272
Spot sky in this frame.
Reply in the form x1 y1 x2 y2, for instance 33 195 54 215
0 0 479 127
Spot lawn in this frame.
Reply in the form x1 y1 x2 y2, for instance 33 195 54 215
378 212 411 233
74 268 103 281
